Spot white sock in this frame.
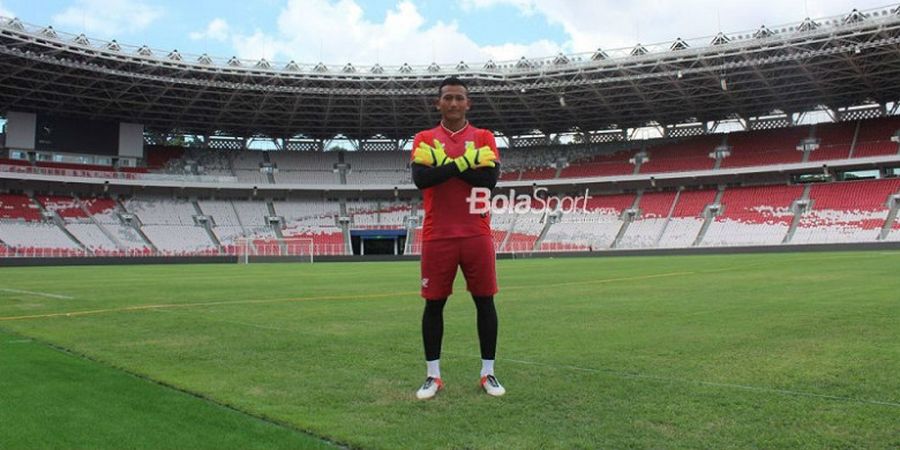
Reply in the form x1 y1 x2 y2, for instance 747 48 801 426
426 359 441 378
481 359 495 377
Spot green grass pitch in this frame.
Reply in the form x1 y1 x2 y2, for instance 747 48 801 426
1 251 898 449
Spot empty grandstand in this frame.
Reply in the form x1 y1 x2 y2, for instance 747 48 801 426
1 6 900 260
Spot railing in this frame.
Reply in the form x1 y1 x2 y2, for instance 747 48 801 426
0 242 348 258
0 164 238 183
405 240 591 255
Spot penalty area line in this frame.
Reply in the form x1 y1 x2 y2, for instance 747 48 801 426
0 288 74 300
0 271 696 322
0 291 421 322
450 353 900 409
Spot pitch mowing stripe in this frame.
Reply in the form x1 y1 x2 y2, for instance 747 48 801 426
0 329 348 449
0 291 417 321
0 271 691 322
453 353 900 409
0 288 74 299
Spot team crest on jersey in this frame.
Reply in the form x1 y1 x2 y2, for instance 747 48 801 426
421 278 429 288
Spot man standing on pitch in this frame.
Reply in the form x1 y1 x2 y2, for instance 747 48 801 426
410 77 505 400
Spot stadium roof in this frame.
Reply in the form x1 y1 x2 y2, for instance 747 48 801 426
1 5 900 141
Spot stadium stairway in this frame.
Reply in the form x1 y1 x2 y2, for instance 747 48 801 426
877 193 900 240
30 192 90 255
651 189 682 247
782 184 813 244
76 193 126 252
611 191 643 248
266 200 288 254
118 198 159 253
193 200 224 254
692 186 726 246
227 200 248 236
498 213 518 252
338 198 353 254
532 213 554 251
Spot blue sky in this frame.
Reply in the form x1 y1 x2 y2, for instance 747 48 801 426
0 0 894 66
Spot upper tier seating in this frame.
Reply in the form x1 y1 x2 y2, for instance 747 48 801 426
559 150 636 179
720 126 810 168
810 121 854 162
275 170 339 184
343 151 407 170
640 136 721 173
145 146 185 169
853 117 900 158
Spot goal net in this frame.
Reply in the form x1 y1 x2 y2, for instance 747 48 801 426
235 237 315 264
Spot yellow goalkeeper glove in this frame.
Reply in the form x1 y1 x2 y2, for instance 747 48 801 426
412 140 451 167
453 141 497 172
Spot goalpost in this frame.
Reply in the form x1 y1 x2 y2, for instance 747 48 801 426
235 237 315 264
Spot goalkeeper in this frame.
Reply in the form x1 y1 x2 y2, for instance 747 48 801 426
410 77 504 400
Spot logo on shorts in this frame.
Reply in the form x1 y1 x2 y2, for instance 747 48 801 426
421 278 429 288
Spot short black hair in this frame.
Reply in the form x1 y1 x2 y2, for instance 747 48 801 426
438 77 468 97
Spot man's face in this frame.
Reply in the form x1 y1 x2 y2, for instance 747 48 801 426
436 85 470 122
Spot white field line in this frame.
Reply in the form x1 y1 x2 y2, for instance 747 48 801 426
446 352 900 409
0 288 74 300
0 271 691 321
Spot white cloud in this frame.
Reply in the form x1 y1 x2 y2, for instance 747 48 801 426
226 0 889 66
230 0 562 65
232 29 284 61
462 0 891 53
0 1 13 19
53 0 163 38
190 18 230 42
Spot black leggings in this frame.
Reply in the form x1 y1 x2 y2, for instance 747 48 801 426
422 296 497 361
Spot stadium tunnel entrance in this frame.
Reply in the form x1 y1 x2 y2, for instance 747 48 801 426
350 229 407 255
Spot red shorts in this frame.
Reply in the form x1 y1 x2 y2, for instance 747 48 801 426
420 234 498 300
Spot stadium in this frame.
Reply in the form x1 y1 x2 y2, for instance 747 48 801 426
1 3 899 449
